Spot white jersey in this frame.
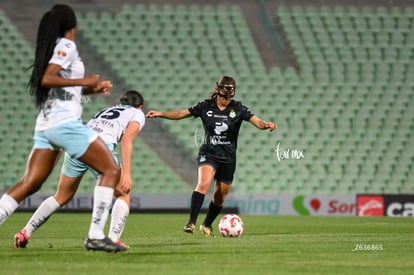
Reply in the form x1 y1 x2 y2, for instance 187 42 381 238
35 37 85 131
87 104 146 145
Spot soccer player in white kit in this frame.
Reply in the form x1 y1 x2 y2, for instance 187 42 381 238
0 4 122 252
14 90 146 251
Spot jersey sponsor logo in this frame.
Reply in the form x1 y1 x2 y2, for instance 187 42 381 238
209 136 231 145
214 122 228 135
209 122 231 145
206 110 229 119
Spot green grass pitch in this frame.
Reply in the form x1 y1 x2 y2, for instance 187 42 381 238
0 213 413 275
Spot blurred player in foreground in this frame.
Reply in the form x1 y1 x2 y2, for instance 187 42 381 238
146 76 276 237
0 4 124 252
14 90 145 251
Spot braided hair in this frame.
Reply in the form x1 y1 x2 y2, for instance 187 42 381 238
28 4 77 108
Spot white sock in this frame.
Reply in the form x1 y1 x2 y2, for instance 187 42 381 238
108 198 129 242
23 196 60 237
88 186 114 239
0 194 19 225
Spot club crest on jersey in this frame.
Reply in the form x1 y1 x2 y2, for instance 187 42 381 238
229 110 236 118
57 50 67 57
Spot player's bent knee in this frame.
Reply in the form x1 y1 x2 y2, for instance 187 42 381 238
103 166 121 182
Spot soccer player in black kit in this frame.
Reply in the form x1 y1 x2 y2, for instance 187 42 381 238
146 76 276 237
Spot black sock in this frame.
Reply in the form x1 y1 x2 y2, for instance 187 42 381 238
188 191 205 225
203 201 223 228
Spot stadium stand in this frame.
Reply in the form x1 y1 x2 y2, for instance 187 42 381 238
0 8 190 194
0 11 37 192
0 1 413 195
276 4 413 194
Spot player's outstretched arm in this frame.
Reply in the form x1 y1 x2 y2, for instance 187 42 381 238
146 109 192 120
249 115 277 131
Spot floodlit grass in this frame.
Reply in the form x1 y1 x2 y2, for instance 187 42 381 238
0 213 413 275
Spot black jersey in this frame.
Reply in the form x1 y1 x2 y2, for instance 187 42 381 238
188 98 254 163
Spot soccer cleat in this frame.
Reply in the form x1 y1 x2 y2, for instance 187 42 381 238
183 223 195 234
14 229 30 248
113 240 129 250
84 237 127 253
200 224 215 238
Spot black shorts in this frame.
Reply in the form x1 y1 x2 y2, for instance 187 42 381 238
197 155 236 184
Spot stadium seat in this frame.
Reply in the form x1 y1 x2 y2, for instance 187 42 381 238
1 4 412 195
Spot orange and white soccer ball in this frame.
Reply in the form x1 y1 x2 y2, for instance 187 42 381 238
218 214 244 238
